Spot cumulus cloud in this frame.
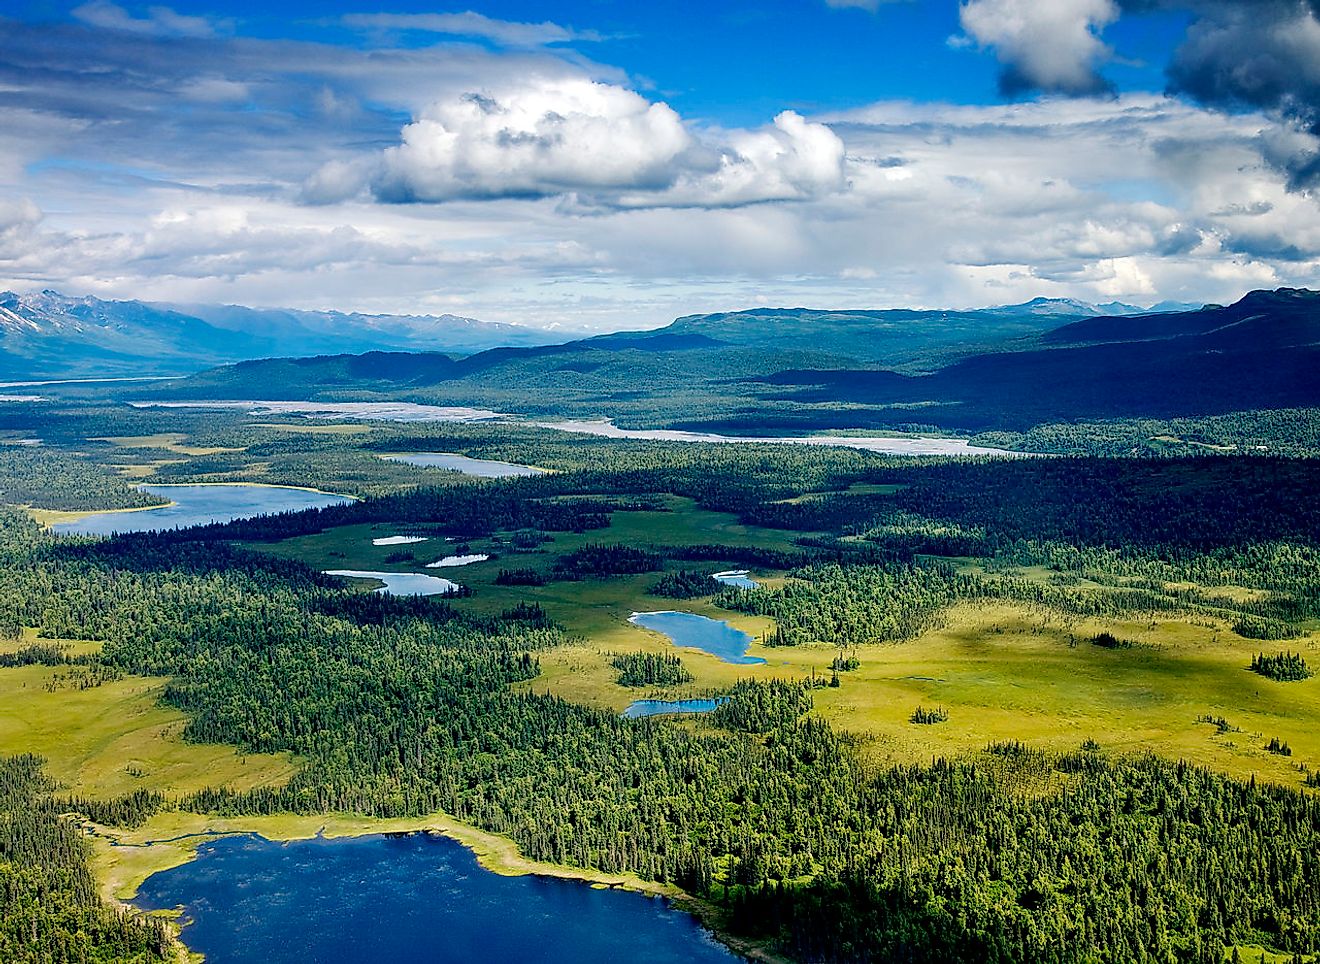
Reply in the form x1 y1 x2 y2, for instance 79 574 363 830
1156 0 1320 186
71 1 224 38
621 110 847 209
341 11 600 47
346 78 846 209
0 199 43 261
3 12 1318 327
374 79 690 202
955 0 1320 186
957 0 1120 95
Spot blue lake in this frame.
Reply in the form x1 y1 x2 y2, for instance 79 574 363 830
323 570 460 596
52 484 353 536
629 612 766 665
712 570 758 589
382 452 548 478
623 698 728 719
131 833 741 964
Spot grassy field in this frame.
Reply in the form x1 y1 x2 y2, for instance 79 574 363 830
250 495 1320 791
0 471 1315 964
0 647 297 802
92 433 246 457
521 595 1320 789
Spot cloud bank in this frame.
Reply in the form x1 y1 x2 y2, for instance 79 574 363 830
0 6 1316 330
305 78 847 210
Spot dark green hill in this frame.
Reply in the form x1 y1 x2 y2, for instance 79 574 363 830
761 288 1320 429
145 288 1316 438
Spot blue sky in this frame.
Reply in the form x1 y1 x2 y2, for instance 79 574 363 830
1 1 1318 329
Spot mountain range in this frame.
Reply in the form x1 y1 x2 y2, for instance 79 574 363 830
0 290 567 379
138 287 1319 436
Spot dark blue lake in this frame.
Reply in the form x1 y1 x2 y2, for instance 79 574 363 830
132 832 741 964
623 698 728 719
53 484 353 536
629 612 766 665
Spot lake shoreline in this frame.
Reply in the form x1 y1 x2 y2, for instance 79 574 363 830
29 481 358 528
95 809 790 964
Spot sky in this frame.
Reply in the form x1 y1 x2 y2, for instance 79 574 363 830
2 0 1320 331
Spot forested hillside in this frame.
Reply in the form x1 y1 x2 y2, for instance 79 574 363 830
1 440 1318 963
145 287 1320 453
0 754 170 963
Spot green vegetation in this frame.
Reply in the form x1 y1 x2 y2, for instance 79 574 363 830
2 400 1320 962
554 543 664 578
1266 738 1293 757
711 679 814 733
0 447 168 512
611 652 693 687
0 754 170 963
909 705 948 724
649 569 722 598
495 567 546 586
1253 652 1314 682
1091 631 1137 649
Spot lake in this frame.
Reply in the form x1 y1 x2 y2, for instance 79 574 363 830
131 832 741 964
712 570 758 589
132 400 507 422
323 570 460 596
623 698 728 719
540 419 1025 456
52 484 354 536
372 535 429 546
629 612 766 665
382 452 548 477
426 554 490 568
137 400 1027 456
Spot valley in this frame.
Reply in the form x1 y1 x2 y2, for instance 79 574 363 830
8 7 1320 961
0 287 1314 961
1 375 1318 962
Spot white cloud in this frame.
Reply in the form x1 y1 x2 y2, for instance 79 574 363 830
0 199 43 261
3 16 1319 329
373 79 691 202
71 1 224 38
622 111 847 209
177 76 250 103
342 11 599 47
351 79 846 209
957 0 1120 94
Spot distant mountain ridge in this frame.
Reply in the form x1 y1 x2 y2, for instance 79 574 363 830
758 287 1320 428
641 297 1205 368
151 287 1317 434
0 289 565 379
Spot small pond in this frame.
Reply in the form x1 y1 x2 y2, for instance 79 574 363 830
623 698 728 719
426 554 490 568
382 452 548 478
538 419 1026 456
629 611 766 665
712 570 758 589
323 570 460 596
372 535 429 546
132 400 506 422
